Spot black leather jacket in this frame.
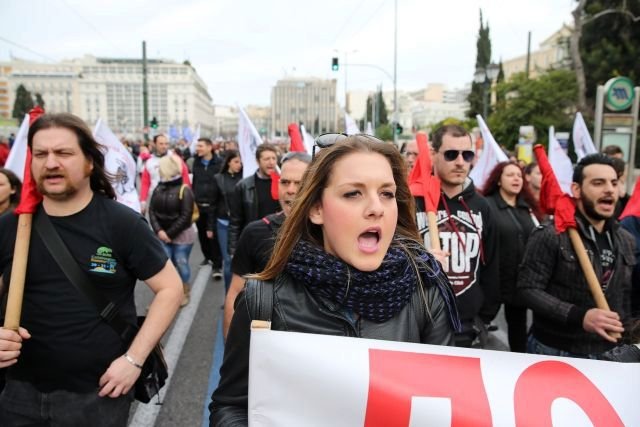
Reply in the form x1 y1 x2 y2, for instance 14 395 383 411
148 178 194 239
228 174 258 254
209 272 455 426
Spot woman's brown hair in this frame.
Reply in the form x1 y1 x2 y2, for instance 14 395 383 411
255 135 420 281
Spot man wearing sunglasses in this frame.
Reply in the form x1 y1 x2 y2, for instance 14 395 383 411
416 124 500 347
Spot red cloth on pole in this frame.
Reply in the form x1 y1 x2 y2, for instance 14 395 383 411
15 106 45 214
533 144 576 232
408 132 440 212
288 123 305 153
270 170 279 201
620 176 640 219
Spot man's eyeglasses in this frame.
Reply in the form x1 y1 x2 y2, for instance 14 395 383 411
404 151 419 157
442 149 475 163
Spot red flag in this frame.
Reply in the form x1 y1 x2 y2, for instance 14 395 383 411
408 132 440 212
270 170 279 201
288 123 305 153
533 144 576 233
619 176 640 219
14 106 45 214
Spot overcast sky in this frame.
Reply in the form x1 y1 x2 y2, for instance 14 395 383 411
1 0 576 107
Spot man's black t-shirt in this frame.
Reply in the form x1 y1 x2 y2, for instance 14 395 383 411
0 195 168 393
232 212 284 276
254 175 280 219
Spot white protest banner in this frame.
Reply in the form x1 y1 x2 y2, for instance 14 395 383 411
237 106 263 178
548 126 573 194
249 329 639 426
4 114 29 181
299 124 314 155
469 115 508 191
93 119 141 213
345 112 361 135
573 112 597 160
189 124 201 156
365 121 374 136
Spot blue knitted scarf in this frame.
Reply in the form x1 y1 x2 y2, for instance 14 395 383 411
285 239 460 327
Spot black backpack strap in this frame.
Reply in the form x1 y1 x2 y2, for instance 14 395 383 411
34 208 137 342
244 279 274 322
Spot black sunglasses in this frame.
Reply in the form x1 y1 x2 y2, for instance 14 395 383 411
442 149 475 162
313 133 348 158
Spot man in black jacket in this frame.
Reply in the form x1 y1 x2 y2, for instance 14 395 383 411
227 143 279 255
415 124 500 347
192 138 224 275
518 154 634 358
222 152 311 338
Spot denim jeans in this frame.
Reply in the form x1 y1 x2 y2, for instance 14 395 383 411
0 379 131 426
162 242 193 283
526 334 598 360
217 219 231 292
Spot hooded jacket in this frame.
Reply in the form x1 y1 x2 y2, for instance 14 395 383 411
415 178 500 323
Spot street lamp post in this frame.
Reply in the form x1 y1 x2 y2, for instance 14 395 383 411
474 63 500 119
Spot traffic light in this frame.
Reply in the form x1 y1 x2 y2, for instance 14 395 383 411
150 116 158 129
331 57 339 71
395 122 403 135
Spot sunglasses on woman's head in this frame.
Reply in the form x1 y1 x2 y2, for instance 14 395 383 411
313 133 385 158
442 149 475 162
313 133 348 158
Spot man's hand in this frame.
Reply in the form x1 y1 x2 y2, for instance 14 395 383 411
583 308 624 343
140 201 147 215
0 327 31 368
98 356 143 398
206 230 214 239
157 230 171 243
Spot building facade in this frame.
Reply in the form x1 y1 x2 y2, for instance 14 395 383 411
1 55 215 136
271 77 337 137
502 25 572 80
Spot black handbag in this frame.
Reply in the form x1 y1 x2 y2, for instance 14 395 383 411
34 209 168 404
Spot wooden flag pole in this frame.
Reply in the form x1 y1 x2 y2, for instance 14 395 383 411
567 228 621 339
3 214 33 331
427 211 441 251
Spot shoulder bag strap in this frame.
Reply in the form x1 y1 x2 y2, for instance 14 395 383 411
34 209 135 341
245 279 274 322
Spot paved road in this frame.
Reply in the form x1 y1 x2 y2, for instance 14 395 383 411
127 242 511 426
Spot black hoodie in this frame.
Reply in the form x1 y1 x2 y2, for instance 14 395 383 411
415 178 500 323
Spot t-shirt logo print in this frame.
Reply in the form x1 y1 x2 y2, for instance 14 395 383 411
89 246 117 274
437 211 482 296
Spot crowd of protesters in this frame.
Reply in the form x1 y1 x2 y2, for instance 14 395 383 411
0 116 639 427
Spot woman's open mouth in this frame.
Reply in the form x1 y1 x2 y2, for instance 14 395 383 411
358 228 381 254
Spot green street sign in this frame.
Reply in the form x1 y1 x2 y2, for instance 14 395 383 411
604 77 635 111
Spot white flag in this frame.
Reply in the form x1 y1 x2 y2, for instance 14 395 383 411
365 121 374 136
299 124 314 155
469 115 509 191
237 106 263 178
189 124 201 156
344 112 360 135
93 118 141 213
548 126 573 194
4 114 29 181
573 112 597 160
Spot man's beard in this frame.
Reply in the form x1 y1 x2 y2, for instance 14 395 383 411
582 196 611 221
36 165 92 200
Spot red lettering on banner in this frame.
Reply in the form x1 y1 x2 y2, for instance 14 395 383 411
514 361 624 426
364 349 492 427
